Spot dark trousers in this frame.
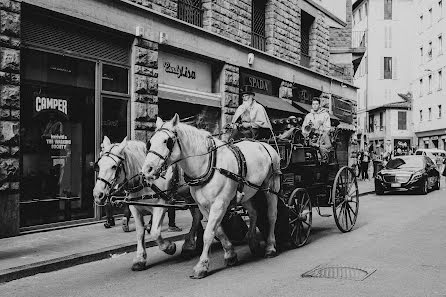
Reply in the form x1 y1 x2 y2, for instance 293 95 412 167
168 208 176 227
230 127 270 141
361 162 369 179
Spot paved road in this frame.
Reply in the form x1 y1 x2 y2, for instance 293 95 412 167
2 187 446 297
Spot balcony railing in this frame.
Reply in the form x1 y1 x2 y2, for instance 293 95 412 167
300 53 310 68
352 30 367 49
178 0 203 27
251 32 266 51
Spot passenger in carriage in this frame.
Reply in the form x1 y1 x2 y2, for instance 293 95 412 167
229 85 272 141
302 97 332 163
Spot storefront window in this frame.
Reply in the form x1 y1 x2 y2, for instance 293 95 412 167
20 50 95 227
102 64 128 94
102 97 128 143
158 100 221 135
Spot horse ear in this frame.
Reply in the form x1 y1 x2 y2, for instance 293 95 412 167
156 117 163 129
102 136 111 148
171 113 180 127
118 137 128 151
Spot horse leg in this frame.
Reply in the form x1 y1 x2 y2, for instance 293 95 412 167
122 204 131 232
191 199 230 279
150 207 176 256
242 199 261 256
214 225 237 267
264 189 278 258
129 205 147 271
182 207 203 258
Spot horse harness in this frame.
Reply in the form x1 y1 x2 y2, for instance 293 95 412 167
94 145 127 189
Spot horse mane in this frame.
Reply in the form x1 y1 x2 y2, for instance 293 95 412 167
113 140 147 178
176 122 211 153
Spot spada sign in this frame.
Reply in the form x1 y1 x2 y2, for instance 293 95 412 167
35 96 68 115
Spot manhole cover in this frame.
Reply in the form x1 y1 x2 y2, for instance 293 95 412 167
302 264 376 281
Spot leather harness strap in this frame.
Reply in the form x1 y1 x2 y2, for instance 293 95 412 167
183 136 217 187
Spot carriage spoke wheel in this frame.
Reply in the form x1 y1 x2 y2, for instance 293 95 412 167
332 166 359 233
288 188 312 247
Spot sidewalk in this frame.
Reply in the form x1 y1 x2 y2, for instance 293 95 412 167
0 179 374 284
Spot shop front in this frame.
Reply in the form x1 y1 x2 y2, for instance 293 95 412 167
157 50 222 133
239 70 302 120
19 6 131 229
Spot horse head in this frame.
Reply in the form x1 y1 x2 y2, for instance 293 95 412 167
142 114 182 180
92 136 128 205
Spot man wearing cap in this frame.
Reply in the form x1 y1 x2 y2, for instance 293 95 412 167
229 85 272 140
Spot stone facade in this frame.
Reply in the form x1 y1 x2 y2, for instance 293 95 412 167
265 0 300 65
133 38 159 144
0 0 20 237
222 64 240 127
309 11 330 76
128 0 177 18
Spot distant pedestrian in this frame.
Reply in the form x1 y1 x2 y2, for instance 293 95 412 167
361 151 370 180
357 150 364 179
443 158 446 184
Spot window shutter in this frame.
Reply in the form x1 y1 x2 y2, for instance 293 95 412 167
393 57 398 79
380 56 384 79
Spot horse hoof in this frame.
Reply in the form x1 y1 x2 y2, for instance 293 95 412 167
189 270 208 279
131 262 147 271
164 243 177 255
224 254 238 267
265 250 277 258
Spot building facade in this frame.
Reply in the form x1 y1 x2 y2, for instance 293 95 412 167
353 0 415 151
0 0 357 237
411 0 446 150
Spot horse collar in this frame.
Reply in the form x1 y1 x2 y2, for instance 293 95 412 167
184 136 217 187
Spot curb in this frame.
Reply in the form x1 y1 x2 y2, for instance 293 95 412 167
0 190 375 284
0 233 186 284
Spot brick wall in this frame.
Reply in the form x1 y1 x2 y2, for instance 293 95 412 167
0 0 20 237
309 11 330 76
133 38 159 143
329 0 352 48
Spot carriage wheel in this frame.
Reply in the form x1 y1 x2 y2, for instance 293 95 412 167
288 188 312 247
332 166 359 233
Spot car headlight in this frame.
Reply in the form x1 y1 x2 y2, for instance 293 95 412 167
411 172 423 181
376 174 383 181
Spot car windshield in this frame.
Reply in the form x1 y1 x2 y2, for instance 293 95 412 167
386 157 424 169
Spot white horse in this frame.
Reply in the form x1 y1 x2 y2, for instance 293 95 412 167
92 136 203 271
141 114 281 279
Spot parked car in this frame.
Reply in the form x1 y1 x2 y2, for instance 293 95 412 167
415 148 446 167
375 155 440 195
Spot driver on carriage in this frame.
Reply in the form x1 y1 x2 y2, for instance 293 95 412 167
229 85 272 141
302 97 332 162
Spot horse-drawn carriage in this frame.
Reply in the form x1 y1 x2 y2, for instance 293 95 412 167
93 114 359 278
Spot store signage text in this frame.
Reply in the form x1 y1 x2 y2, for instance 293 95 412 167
163 62 196 79
35 97 68 115
46 134 71 150
240 73 273 95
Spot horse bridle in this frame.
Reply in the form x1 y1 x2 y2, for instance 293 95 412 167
95 146 126 190
146 128 179 165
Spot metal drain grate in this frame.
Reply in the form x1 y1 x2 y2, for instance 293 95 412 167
302 264 376 281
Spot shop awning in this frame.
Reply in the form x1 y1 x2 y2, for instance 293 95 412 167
158 84 221 107
337 122 356 131
254 93 303 115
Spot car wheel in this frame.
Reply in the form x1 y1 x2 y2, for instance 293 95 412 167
420 178 429 195
375 182 384 195
433 178 440 190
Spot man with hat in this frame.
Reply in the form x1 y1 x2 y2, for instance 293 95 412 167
229 85 272 140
